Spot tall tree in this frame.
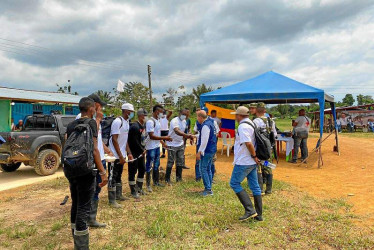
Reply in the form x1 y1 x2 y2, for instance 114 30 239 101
192 83 214 106
342 94 355 106
276 104 289 119
357 94 374 105
96 90 113 104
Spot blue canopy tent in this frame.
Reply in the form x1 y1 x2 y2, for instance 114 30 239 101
200 71 339 157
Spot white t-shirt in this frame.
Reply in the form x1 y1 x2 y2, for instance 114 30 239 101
167 117 186 147
212 117 221 126
234 118 256 166
160 116 169 131
145 117 161 150
76 113 104 160
294 116 311 133
338 117 348 126
109 117 130 159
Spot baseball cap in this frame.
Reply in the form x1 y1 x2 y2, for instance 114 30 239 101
137 108 148 116
121 103 135 111
88 93 107 107
248 103 257 108
257 102 266 108
230 106 249 115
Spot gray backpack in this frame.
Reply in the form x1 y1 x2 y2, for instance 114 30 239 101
63 119 95 179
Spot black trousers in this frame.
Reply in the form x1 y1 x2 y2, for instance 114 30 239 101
69 173 96 231
161 130 169 155
128 156 146 184
108 160 124 188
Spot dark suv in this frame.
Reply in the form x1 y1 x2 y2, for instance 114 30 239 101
0 114 75 176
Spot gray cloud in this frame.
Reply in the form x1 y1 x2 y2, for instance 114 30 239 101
0 0 373 102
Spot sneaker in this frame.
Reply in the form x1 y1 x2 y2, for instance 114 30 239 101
290 160 297 164
146 186 153 193
201 190 213 197
138 189 147 195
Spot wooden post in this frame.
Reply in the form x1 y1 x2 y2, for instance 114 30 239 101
148 65 152 112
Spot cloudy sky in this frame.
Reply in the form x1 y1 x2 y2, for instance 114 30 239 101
1 0 373 102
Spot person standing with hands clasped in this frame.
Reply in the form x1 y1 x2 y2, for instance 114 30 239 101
64 97 108 249
229 106 263 221
108 103 135 207
195 110 217 196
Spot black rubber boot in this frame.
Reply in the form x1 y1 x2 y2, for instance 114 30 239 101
88 200 106 228
137 181 146 195
165 167 172 184
146 172 153 193
73 229 89 250
236 190 257 221
253 195 263 221
108 187 122 208
115 183 128 201
257 171 264 194
153 170 165 187
130 184 140 199
265 174 273 195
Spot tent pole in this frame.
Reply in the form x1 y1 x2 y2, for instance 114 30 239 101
331 102 340 155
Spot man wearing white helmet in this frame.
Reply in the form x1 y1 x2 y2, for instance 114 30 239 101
108 103 135 207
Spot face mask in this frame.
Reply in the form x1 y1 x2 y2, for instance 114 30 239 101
158 113 164 119
180 115 186 120
129 112 135 119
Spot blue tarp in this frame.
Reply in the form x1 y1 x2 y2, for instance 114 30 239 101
200 71 336 147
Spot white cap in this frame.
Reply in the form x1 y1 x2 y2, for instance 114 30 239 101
121 103 134 111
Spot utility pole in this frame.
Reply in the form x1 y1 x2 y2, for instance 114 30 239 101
148 65 152 112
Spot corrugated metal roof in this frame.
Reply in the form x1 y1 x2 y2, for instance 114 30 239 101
0 86 83 104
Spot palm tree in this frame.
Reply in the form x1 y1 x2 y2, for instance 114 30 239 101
96 90 113 104
192 83 214 105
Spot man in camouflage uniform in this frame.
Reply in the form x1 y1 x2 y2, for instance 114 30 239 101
253 102 275 195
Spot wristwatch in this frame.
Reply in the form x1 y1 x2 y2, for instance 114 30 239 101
99 171 106 176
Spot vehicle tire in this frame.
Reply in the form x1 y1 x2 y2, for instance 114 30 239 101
34 149 60 176
0 162 22 172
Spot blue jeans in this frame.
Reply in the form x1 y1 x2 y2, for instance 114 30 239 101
199 152 214 191
230 164 262 195
93 160 107 201
195 147 201 180
146 147 160 173
211 161 215 180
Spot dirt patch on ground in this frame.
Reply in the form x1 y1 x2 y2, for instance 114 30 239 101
0 133 372 228
180 134 374 225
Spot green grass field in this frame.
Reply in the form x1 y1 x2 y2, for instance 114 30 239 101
1 177 373 249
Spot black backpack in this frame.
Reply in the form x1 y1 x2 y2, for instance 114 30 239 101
62 119 95 178
240 121 272 161
101 116 123 146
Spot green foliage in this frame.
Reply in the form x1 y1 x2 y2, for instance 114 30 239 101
342 94 355 106
56 83 79 95
356 94 373 105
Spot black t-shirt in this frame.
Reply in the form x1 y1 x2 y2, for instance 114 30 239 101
128 121 145 157
66 118 98 139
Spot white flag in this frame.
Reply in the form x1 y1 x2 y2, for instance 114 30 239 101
117 79 124 92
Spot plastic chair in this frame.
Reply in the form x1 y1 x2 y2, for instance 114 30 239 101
221 132 232 157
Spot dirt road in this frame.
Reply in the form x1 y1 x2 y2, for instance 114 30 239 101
0 164 64 192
